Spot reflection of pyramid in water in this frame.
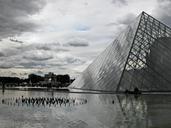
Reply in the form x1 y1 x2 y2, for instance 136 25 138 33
70 12 171 92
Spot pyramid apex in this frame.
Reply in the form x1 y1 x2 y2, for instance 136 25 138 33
70 11 171 92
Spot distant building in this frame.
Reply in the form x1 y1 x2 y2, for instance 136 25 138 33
44 72 57 84
44 72 71 87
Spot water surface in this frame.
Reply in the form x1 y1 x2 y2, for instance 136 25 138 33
0 90 171 128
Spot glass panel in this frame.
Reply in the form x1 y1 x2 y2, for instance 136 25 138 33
70 14 141 91
119 12 171 91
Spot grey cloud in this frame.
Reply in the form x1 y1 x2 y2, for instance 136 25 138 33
65 40 89 47
154 0 171 26
105 22 117 27
19 62 46 68
22 72 28 76
160 16 171 27
106 13 136 27
0 55 47 69
0 42 69 59
37 70 44 74
23 56 53 61
24 73 28 75
15 42 69 52
0 42 70 70
47 55 86 70
0 54 22 69
23 52 53 61
11 72 27 76
0 64 13 69
10 38 24 44
111 0 127 5
0 0 46 39
19 55 85 69
10 72 28 77
0 66 12 69
36 45 51 51
11 72 17 76
35 43 69 52
0 52 5 57
117 13 136 25
49 63 66 67
58 67 67 70
64 57 85 65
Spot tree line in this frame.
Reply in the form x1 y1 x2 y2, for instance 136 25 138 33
0 73 75 88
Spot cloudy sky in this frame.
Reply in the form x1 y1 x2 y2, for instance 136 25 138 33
0 0 170 78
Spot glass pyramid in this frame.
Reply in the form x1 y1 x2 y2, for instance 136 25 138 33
70 12 171 92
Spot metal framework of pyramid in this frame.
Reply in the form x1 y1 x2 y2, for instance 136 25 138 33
70 12 171 92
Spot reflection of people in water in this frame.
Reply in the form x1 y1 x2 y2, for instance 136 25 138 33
2 83 5 94
1 96 88 107
117 94 147 126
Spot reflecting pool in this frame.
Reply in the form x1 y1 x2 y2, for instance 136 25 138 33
0 90 171 128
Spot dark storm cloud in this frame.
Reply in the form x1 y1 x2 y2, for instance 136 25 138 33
0 0 46 39
65 40 89 47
